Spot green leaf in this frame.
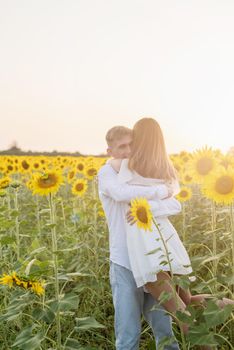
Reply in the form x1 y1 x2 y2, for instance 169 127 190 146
203 300 234 327
0 236 16 245
32 307 55 323
158 291 172 304
187 323 218 346
75 316 105 331
10 210 19 217
49 293 79 312
65 338 84 350
175 310 193 325
145 247 162 255
157 336 177 350
45 223 56 229
12 325 44 350
172 275 191 290
59 293 79 311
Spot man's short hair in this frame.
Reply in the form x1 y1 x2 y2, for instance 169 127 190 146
106 126 132 147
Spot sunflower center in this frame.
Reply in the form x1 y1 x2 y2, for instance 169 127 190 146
0 179 9 188
185 175 192 182
88 168 97 176
38 174 58 188
196 158 213 175
76 183 84 191
77 164 84 171
180 190 188 198
22 160 30 170
136 206 148 224
69 171 75 179
215 176 234 195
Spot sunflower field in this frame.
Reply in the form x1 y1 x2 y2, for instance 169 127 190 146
0 148 234 350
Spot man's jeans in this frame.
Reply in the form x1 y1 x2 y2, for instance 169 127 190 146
110 262 180 350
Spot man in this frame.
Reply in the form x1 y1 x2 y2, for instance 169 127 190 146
98 126 180 350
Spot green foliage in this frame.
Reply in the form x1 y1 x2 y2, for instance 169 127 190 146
0 178 233 350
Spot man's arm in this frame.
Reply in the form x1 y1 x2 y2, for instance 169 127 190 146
148 197 181 218
98 165 169 203
148 180 181 217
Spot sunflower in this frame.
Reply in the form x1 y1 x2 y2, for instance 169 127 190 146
130 198 153 231
85 166 98 180
67 168 77 183
76 161 85 174
0 272 45 295
32 160 42 171
0 273 14 287
202 167 234 205
188 147 218 183
72 178 88 196
31 170 63 196
0 177 10 189
218 154 234 170
176 187 192 202
19 157 32 173
180 171 194 185
30 281 45 296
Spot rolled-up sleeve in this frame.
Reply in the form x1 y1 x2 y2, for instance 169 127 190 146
148 197 181 218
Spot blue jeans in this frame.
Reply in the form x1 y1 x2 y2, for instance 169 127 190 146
110 262 180 350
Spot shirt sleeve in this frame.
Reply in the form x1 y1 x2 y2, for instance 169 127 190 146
98 165 169 203
148 197 181 218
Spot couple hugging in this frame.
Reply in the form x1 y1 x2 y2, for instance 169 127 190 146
97 118 233 350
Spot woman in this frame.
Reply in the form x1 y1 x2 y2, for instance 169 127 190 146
110 117 234 340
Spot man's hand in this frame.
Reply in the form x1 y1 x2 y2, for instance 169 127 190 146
126 209 136 225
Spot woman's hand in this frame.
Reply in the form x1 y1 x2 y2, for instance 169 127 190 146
126 209 136 225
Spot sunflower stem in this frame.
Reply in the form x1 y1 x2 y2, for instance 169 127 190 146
49 193 61 350
35 195 41 237
60 198 67 230
230 203 234 291
211 201 217 290
152 216 187 350
13 187 20 260
182 203 186 243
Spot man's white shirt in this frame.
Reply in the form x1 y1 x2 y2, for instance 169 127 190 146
98 162 181 270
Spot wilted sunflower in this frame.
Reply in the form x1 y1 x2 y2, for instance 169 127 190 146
130 198 153 231
176 187 192 202
0 271 45 296
202 168 234 205
31 170 63 196
188 147 218 183
72 178 88 196
30 281 45 296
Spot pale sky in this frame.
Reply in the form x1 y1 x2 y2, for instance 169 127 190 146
1 0 234 155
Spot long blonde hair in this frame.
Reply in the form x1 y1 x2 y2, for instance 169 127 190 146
128 118 177 181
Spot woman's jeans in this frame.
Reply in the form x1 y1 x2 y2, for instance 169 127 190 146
109 261 180 350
